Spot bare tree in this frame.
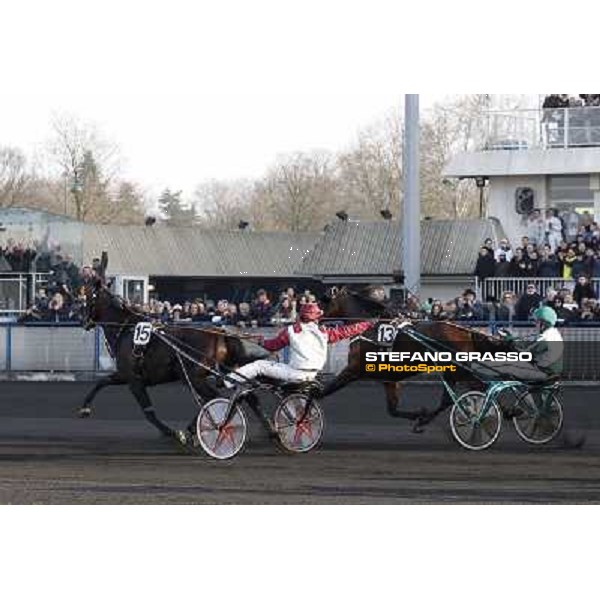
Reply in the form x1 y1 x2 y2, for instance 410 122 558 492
263 151 338 232
194 179 255 230
337 109 403 219
0 147 30 207
46 113 121 221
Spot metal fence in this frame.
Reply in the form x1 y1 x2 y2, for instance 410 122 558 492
0 322 599 380
0 324 350 376
0 273 49 315
482 106 600 151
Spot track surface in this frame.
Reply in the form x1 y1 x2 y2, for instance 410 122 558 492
0 381 598 504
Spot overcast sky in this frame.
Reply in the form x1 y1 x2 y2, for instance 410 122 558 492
0 93 446 201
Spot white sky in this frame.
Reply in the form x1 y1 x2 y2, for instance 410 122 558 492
0 1 589 205
0 93 443 201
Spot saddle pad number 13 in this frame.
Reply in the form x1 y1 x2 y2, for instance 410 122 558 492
133 322 153 346
377 324 397 346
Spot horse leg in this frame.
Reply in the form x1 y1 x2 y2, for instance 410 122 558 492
79 373 125 417
184 374 220 439
383 382 429 421
322 366 359 398
412 385 454 433
245 393 277 438
129 379 187 445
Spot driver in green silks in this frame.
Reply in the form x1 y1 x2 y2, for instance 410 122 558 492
474 306 564 382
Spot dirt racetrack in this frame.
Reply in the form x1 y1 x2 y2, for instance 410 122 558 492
0 380 598 504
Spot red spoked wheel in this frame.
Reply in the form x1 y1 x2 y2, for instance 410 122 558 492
196 398 248 460
273 393 324 454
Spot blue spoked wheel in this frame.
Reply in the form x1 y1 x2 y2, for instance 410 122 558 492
450 391 502 451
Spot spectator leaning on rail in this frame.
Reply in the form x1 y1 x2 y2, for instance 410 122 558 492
573 275 597 307
224 302 372 393
455 289 483 321
515 284 542 322
497 291 516 323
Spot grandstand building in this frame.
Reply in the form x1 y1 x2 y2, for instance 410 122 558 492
444 103 600 243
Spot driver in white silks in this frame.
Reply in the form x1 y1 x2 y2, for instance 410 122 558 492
473 306 564 382
225 302 372 392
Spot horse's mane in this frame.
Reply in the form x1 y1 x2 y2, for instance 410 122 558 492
335 286 392 316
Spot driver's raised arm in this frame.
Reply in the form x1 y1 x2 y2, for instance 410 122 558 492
325 321 373 344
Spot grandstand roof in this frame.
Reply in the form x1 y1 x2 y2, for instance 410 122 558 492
296 219 505 280
82 225 318 278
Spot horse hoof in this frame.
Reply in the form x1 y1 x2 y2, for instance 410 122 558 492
174 430 189 446
412 417 428 434
78 407 92 419
561 430 586 450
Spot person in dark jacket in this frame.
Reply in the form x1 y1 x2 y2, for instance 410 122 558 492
511 248 530 277
496 291 516 323
474 247 496 281
571 254 589 280
455 289 483 321
538 249 560 277
552 296 576 324
573 275 597 307
515 284 542 321
251 289 273 326
494 253 512 277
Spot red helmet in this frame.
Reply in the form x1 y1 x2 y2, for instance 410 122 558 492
299 302 323 322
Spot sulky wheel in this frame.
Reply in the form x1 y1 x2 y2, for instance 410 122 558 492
273 393 325 454
512 387 564 445
196 398 248 460
450 391 502 451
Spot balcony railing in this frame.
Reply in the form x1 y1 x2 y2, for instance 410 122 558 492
481 106 600 151
480 277 600 301
0 273 49 315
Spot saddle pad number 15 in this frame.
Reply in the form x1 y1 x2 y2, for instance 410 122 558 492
377 324 397 346
133 322 153 346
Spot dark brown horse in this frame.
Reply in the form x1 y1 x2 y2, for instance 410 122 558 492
321 287 509 429
79 279 269 445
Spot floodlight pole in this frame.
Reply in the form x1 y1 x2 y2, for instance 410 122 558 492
403 94 421 299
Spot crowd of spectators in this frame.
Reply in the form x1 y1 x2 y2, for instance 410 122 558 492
417 281 600 325
542 94 600 146
439 213 600 324
18 254 106 323
475 209 600 282
126 287 317 328
542 94 600 109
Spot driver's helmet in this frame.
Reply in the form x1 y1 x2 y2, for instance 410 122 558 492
533 306 557 327
299 302 323 322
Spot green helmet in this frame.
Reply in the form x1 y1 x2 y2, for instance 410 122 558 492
533 306 557 327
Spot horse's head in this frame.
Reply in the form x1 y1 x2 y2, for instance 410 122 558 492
80 277 128 330
323 285 390 319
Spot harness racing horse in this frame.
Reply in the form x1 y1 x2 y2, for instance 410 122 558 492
78 278 270 446
321 287 511 430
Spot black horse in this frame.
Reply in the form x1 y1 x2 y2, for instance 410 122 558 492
79 278 269 446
